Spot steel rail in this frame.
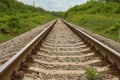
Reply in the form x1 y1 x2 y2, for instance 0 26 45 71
0 19 119 80
0 20 57 80
62 19 120 70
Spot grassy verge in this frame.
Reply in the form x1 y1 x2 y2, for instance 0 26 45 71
0 12 55 43
66 14 120 42
0 34 14 42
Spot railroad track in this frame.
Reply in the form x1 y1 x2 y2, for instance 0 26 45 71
0 19 120 80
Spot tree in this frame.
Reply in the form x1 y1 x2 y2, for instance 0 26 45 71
97 0 120 2
0 2 7 11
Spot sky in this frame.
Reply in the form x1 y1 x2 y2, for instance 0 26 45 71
17 0 87 11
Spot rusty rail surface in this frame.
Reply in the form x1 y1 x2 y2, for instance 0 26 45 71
0 20 57 80
62 19 120 70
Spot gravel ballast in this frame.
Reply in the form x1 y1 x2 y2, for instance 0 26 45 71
0 20 54 66
0 20 119 66
72 23 120 53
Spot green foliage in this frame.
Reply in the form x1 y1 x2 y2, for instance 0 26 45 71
103 0 120 2
0 0 55 43
0 12 54 37
65 0 120 18
0 34 14 42
64 0 120 42
0 2 7 11
103 23 120 34
85 67 102 80
51 11 64 18
7 17 20 28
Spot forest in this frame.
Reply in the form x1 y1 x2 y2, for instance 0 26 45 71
0 0 120 42
64 0 120 42
0 0 55 42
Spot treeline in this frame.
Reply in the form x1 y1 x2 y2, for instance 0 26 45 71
64 0 120 42
100 0 120 2
0 0 55 42
0 0 47 14
50 11 64 18
64 0 120 17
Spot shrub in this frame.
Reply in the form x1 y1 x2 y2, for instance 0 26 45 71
104 22 120 34
7 16 20 28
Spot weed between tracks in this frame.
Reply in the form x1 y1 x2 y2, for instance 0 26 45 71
85 67 102 80
79 66 102 80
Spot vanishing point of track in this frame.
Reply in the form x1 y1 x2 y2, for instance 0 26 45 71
0 19 120 80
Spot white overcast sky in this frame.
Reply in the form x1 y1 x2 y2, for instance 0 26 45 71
17 0 87 11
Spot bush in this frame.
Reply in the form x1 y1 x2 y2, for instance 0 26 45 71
0 2 7 12
7 16 20 28
104 22 120 34
0 25 12 35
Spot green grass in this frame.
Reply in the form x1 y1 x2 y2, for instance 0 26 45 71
0 12 55 43
85 67 102 80
0 34 14 43
66 14 120 42
0 0 56 43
